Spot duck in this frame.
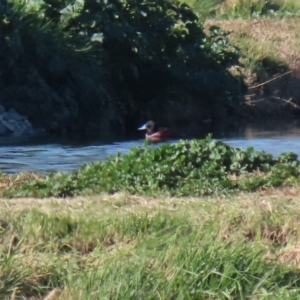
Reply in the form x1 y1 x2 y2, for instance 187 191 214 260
138 120 171 142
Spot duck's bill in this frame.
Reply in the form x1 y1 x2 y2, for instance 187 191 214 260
138 124 147 130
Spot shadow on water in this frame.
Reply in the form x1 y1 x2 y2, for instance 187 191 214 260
1 117 300 174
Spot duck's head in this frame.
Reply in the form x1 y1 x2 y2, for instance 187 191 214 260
138 120 155 133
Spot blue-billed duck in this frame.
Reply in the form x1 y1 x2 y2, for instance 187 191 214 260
138 120 171 142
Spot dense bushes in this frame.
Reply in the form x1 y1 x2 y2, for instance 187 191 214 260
0 0 245 134
44 0 245 124
4 137 300 198
0 0 120 133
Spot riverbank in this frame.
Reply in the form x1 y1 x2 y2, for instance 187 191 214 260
205 17 300 116
6 1 299 136
4 0 300 138
2 188 300 299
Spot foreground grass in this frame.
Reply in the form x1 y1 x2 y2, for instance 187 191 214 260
2 189 300 299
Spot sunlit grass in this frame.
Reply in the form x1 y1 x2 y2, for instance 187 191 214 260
187 0 300 19
188 1 300 105
2 190 300 299
204 18 300 85
215 0 300 19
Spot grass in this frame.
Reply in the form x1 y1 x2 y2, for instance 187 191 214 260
191 0 300 86
204 17 300 113
187 0 300 20
160 0 300 114
204 18 297 83
214 0 300 19
178 0 300 115
2 189 300 298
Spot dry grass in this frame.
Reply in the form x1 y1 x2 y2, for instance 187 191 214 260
206 18 300 70
2 189 300 298
217 0 300 13
0 172 42 193
205 18 300 114
2 188 300 262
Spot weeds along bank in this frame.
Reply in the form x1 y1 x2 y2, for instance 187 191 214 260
1 137 300 298
2 137 300 198
2 140 300 299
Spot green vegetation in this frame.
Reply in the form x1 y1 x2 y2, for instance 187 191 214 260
2 0 300 134
3 137 300 198
1 0 245 135
2 1 300 298
2 0 300 132
1 191 300 299
0 0 118 134
187 0 300 19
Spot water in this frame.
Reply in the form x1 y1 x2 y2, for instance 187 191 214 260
1 118 300 174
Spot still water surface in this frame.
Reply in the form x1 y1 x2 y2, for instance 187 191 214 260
1 119 300 174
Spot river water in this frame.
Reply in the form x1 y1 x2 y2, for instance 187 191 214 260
1 118 300 174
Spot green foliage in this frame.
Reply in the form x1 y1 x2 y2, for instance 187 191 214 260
220 1 278 19
0 0 120 133
13 0 244 127
38 0 237 69
4 137 300 198
185 0 223 21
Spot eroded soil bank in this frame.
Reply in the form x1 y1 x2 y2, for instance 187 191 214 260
206 18 300 117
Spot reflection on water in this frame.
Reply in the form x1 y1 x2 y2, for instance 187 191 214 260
0 118 300 174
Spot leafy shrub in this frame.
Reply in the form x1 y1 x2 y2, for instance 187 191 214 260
4 136 300 198
15 0 245 128
0 0 120 133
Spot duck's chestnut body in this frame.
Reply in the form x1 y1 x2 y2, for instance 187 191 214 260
138 121 171 142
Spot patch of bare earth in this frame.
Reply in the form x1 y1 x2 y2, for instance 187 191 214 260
205 18 300 115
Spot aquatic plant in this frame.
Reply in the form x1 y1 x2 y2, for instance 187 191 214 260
3 136 300 198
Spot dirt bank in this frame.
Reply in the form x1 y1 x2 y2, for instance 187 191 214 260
205 18 300 116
